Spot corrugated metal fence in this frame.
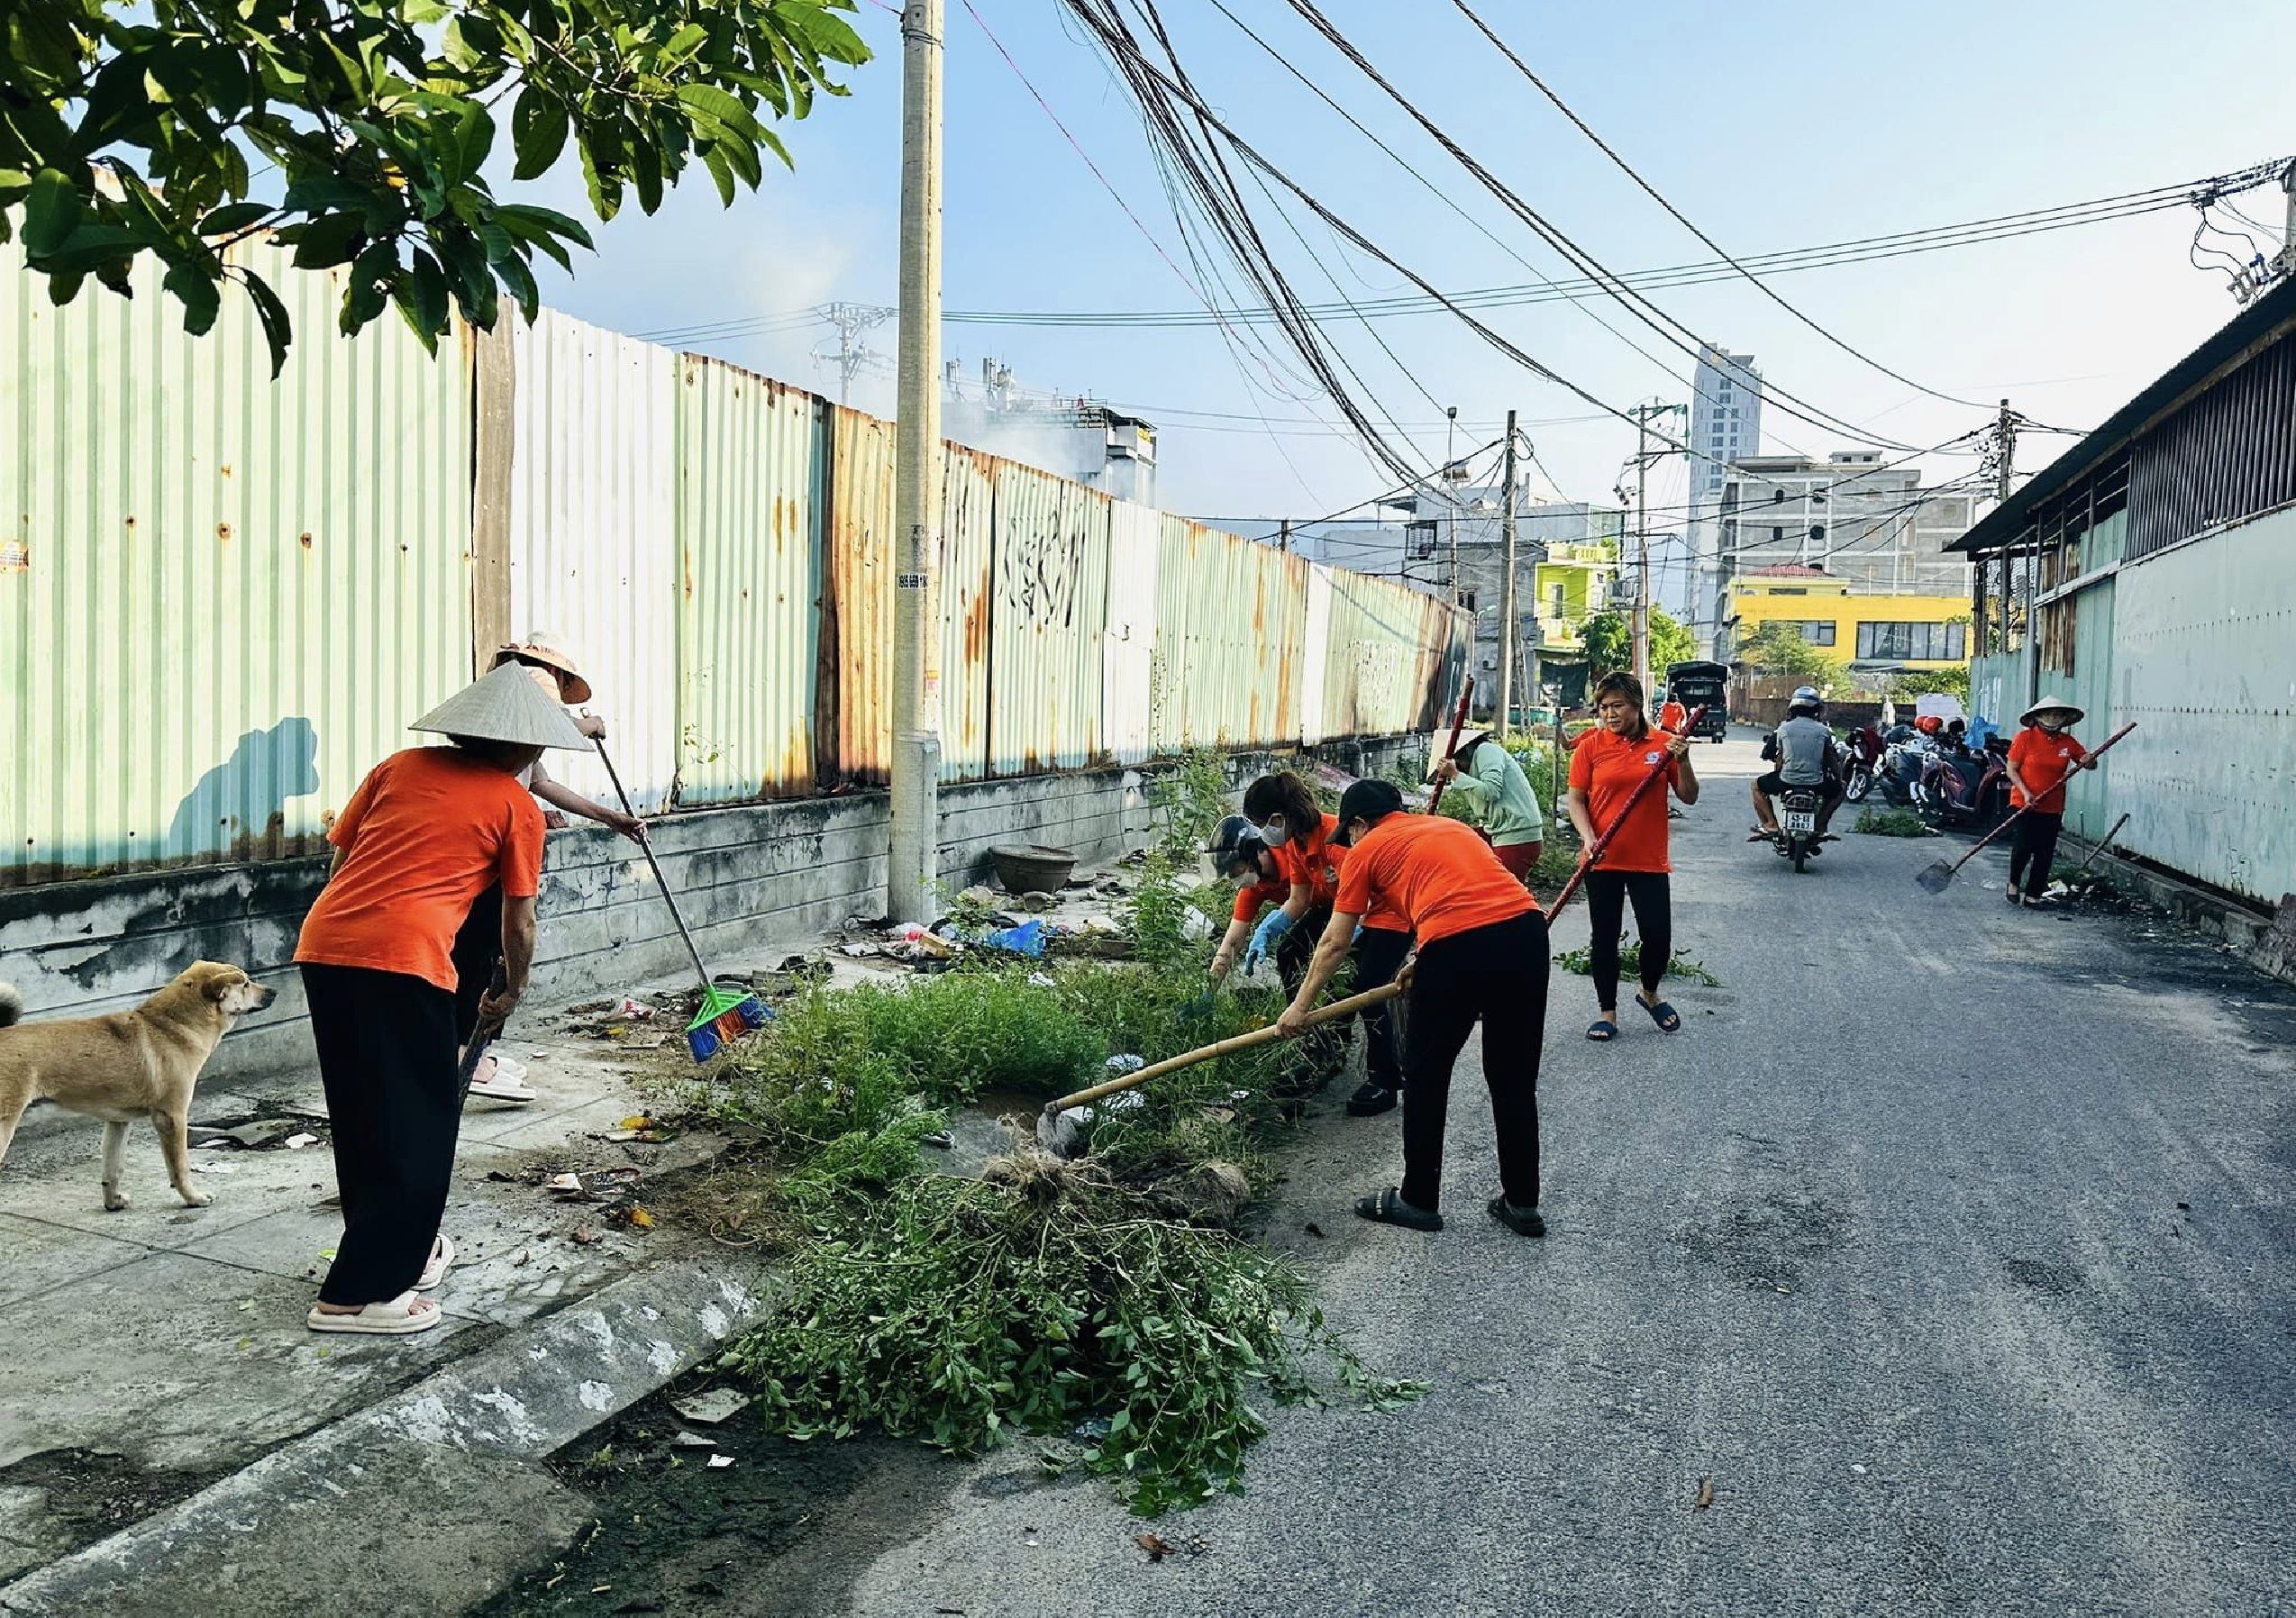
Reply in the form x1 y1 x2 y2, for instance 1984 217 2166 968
3 274 1468 887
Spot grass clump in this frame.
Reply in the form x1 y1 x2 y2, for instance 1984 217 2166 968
1854 806 1935 838
1555 942 1721 987
722 1148 1418 1515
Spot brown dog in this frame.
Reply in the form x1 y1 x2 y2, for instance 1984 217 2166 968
0 963 278 1212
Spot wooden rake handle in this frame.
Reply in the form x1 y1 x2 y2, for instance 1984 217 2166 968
1042 981 1403 1117
1426 677 1475 816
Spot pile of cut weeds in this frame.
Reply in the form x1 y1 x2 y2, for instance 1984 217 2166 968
642 942 1417 1515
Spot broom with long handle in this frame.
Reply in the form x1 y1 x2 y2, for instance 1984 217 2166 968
1915 723 2137 895
594 740 770 1061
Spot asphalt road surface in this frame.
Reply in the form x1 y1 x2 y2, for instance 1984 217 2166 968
636 733 2296 1618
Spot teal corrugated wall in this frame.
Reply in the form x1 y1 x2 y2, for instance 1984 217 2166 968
0 244 472 886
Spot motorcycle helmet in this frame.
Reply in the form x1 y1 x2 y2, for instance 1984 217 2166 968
1915 714 1943 736
1787 685 1823 717
1207 814 1267 878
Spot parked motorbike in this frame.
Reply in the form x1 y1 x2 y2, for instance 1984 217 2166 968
1775 785 1824 872
1843 724 1885 804
1913 735 2009 829
1876 725 1925 806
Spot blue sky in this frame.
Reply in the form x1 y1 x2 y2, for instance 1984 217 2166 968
530 0 2296 526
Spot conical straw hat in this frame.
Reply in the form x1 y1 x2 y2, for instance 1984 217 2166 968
411 663 595 750
490 634 593 705
2019 693 2085 726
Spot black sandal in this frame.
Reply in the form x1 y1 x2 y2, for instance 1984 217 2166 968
1638 996 1681 1033
1487 1196 1545 1238
1586 1018 1619 1041
1354 1186 1443 1232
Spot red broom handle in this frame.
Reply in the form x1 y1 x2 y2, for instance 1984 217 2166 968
1548 705 1707 918
1426 676 1475 815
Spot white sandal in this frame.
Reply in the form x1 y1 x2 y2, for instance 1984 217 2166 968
417 1234 454 1292
466 1054 536 1104
306 1290 443 1336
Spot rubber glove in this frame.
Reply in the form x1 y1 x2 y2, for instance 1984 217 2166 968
1243 908 1295 972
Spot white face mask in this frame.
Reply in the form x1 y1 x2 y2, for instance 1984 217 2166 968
2036 715 2070 733
1261 816 1290 849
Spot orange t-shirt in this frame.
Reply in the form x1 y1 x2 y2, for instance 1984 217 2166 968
1231 875 1289 924
2009 726 2088 811
1273 811 1343 910
1333 814 1536 946
1326 840 1408 932
296 747 547 992
1659 701 1689 732
1569 726 1680 874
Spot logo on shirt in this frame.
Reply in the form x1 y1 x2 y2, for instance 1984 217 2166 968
1644 751 1663 766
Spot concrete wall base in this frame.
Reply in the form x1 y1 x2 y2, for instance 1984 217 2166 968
0 738 1425 1093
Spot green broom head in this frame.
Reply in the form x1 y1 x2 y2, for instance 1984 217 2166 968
685 985 770 1062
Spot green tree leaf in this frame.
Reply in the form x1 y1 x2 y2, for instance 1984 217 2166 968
22 168 84 257
509 91 569 181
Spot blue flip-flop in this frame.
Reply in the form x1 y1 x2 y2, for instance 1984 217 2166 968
1639 997 1681 1033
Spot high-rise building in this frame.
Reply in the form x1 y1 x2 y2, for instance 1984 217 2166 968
1689 346 1761 497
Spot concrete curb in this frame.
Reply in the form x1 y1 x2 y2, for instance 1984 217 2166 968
0 1256 765 1617
2063 834 2295 987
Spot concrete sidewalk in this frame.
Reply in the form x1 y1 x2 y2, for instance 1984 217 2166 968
0 988 724 1587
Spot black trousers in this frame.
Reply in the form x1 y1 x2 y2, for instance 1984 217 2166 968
1584 870 1672 1009
449 882 505 1048
1400 911 1548 1213
1273 904 1339 1083
2009 811 2064 898
1353 924 1410 1093
302 963 462 1306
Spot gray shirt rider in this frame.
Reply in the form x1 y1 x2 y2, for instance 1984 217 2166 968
1772 714 1837 787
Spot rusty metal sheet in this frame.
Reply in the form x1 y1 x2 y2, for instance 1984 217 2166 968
0 242 473 886
937 446 997 782
824 406 897 785
1103 501 1162 763
989 460 1110 773
1151 518 1310 750
672 355 825 804
507 309 679 813
1320 567 1450 739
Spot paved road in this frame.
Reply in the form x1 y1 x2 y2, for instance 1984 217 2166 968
682 735 2296 1617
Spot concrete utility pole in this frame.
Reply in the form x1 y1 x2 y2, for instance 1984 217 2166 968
1496 409 1519 740
888 0 944 923
1633 404 1653 700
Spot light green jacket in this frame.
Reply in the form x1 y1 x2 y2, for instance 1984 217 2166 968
1447 740 1544 846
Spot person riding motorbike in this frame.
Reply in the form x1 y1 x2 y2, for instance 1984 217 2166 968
1751 687 1845 847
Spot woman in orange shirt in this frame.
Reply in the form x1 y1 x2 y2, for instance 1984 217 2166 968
293 667 591 1335
1278 780 1548 1236
1566 671 1700 1041
1235 771 1406 1105
2003 695 2094 907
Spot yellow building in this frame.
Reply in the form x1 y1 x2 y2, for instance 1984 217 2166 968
1724 566 1970 671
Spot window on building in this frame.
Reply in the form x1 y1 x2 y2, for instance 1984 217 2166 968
1856 621 1967 660
1776 620 1837 646
1772 526 1785 543
1462 592 1477 612
1547 583 1565 618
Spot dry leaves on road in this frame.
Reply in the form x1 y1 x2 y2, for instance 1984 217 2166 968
1693 1477 1715 1511
1135 1532 1180 1562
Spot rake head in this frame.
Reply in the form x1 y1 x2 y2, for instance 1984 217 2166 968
684 985 771 1062
1913 859 1957 895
